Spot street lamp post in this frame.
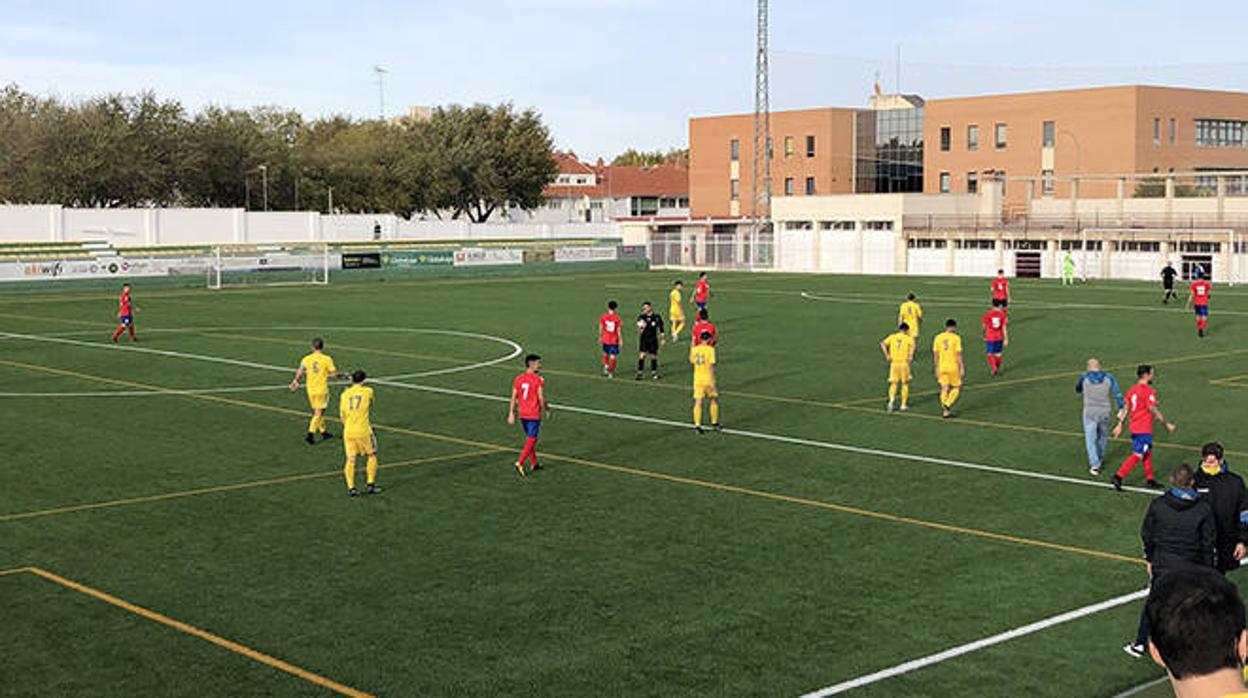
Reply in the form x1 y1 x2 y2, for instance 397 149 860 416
259 165 269 211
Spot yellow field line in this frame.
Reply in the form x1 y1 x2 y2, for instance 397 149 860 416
0 450 498 523
0 357 1142 567
0 566 32 577
17 567 373 697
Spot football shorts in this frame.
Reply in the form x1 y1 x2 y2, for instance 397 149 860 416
307 392 329 410
344 434 376 458
693 379 718 400
937 369 962 387
888 363 911 383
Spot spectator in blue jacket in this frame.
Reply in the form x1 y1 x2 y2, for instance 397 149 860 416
1076 358 1124 476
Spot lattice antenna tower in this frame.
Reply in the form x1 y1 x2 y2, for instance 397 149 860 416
751 0 771 228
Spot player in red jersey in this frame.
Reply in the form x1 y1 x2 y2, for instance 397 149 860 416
110 283 139 343
598 300 623 378
1185 271 1212 337
1110 364 1177 491
507 354 550 477
981 306 1009 376
990 270 1011 315
692 272 711 313
691 308 718 346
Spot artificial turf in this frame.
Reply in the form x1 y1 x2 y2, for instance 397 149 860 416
3 269 1243 696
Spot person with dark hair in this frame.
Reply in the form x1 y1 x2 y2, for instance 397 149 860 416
1194 441 1248 574
898 293 922 341
1124 463 1216 658
691 308 717 347
668 280 686 342
636 302 665 380
689 331 720 433
1187 269 1213 337
1145 565 1247 695
881 322 916 413
111 283 140 343
932 319 964 419
507 354 550 477
598 300 622 378
990 270 1010 315
339 370 379 497
1161 261 1178 304
1111 364 1177 491
291 337 347 444
691 271 711 313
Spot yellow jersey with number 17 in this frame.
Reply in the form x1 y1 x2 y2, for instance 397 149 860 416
932 331 963 371
300 352 337 395
339 384 374 438
883 332 915 365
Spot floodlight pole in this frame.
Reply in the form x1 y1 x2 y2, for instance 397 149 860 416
750 0 771 270
259 164 269 211
374 66 389 120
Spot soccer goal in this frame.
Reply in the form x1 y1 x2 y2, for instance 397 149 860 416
207 243 332 290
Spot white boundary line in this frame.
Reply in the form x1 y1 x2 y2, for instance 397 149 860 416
798 587 1149 697
0 328 521 397
0 331 1161 497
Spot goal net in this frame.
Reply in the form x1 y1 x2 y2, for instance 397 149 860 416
207 243 331 290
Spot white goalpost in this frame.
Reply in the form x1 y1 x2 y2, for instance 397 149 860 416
207 243 331 290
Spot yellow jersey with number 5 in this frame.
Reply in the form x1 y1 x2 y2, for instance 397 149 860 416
300 352 337 394
339 384 374 438
932 331 963 371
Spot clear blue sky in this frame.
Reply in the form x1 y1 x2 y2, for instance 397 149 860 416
4 0 1248 159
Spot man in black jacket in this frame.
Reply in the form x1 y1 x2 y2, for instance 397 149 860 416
1124 463 1216 658
1194 441 1248 573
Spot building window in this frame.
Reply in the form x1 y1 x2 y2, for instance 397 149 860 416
805 176 816 195
1042 121 1055 148
863 220 894 231
783 177 794 196
631 197 659 217
1041 169 1055 195
1169 118 1176 144
967 125 979 151
784 136 794 158
955 239 995 250
1153 118 1161 145
994 123 1007 149
546 200 562 210
940 126 951 151
1195 119 1248 148
820 220 856 231
784 221 813 231
939 172 951 193
730 139 740 161
730 178 739 200
967 172 978 194
805 135 816 157
907 238 947 249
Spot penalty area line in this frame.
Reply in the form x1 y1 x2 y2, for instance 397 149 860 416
798 587 1148 697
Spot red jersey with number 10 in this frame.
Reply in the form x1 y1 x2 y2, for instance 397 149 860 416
991 278 1009 301
1124 383 1158 435
118 290 132 317
599 312 622 345
1191 280 1211 306
982 308 1007 341
513 372 545 420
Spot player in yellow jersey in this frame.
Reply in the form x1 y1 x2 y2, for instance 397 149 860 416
880 322 916 413
669 280 686 342
690 331 720 433
932 319 965 419
339 370 379 497
898 293 922 340
290 337 347 444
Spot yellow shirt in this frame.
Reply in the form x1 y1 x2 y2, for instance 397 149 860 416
883 332 915 365
339 384 374 438
689 344 716 383
669 288 683 311
899 301 922 330
932 331 963 371
300 352 337 394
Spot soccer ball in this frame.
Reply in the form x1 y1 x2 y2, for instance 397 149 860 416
637 319 647 330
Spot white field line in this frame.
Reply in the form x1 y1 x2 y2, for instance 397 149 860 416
799 587 1149 697
0 328 521 396
1111 676 1169 698
0 331 1160 497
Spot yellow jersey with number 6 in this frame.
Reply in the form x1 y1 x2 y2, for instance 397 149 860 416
899 301 922 336
339 384 374 438
300 352 337 395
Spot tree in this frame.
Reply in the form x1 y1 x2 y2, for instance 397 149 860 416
611 147 688 167
422 104 557 222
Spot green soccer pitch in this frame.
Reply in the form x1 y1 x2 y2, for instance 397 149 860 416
2 270 1243 697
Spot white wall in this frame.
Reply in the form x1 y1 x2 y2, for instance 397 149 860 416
907 248 947 275
0 205 60 240
246 212 316 243
1110 251 1161 281
953 250 997 277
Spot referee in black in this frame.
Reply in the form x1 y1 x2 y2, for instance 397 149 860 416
636 301 665 380
1161 261 1178 303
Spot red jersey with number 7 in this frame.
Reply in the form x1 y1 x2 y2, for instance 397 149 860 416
599 312 622 345
1124 383 1158 435
1191 279 1211 306
513 372 545 420
991 278 1009 301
